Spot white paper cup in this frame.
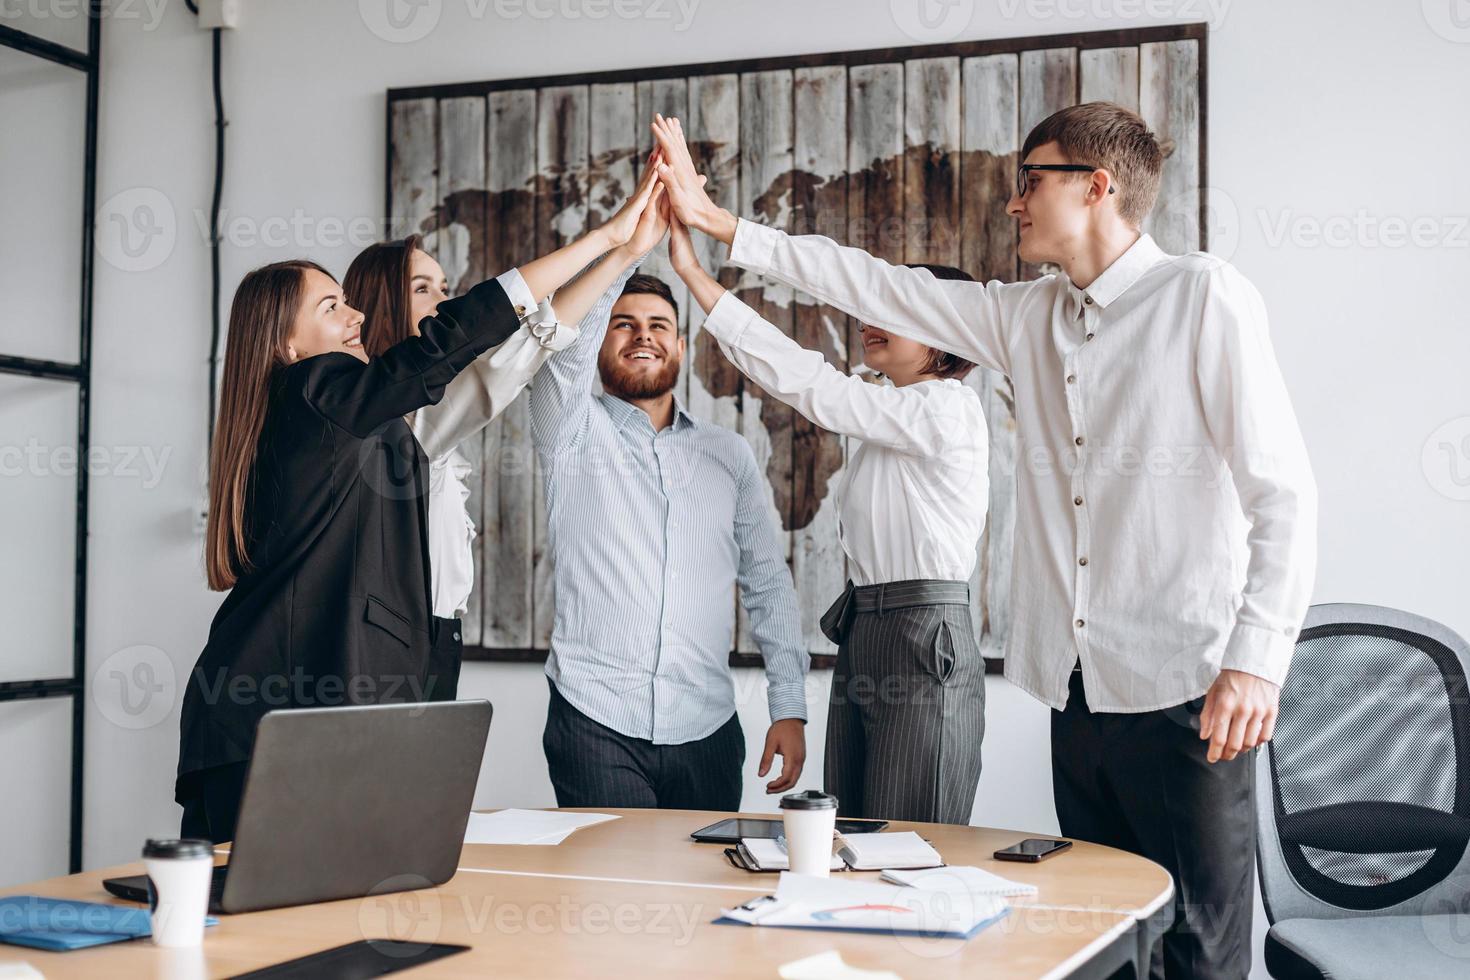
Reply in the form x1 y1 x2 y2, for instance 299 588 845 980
780 790 838 877
143 839 214 948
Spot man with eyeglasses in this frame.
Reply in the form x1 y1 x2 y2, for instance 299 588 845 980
651 101 1317 978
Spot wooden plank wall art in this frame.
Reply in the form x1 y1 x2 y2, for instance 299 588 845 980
385 24 1206 669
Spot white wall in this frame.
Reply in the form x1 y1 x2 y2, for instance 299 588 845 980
19 0 1466 974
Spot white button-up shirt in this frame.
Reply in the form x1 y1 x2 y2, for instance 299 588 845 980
729 220 1318 712
702 289 989 588
413 270 576 620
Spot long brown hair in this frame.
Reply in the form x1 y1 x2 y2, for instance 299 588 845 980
206 259 330 591
343 234 421 358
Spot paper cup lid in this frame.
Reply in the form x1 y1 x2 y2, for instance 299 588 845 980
143 838 214 860
779 790 838 811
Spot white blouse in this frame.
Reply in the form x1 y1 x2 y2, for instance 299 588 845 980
701 289 989 588
412 270 574 619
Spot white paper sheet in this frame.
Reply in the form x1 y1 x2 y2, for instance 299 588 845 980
881 865 1038 898
720 872 1008 938
463 809 619 846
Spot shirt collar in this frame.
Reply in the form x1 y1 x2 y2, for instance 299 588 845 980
1066 233 1166 317
600 392 696 432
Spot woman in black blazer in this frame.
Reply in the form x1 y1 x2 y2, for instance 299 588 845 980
177 159 666 842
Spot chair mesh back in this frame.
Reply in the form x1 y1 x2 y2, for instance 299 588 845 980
1268 622 1470 911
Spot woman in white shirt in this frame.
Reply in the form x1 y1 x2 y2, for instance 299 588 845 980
667 217 990 824
344 237 568 700
344 227 652 701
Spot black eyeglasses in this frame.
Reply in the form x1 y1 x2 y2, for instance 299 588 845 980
1016 164 1117 197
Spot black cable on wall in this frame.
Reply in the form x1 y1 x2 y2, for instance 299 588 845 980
185 1 227 459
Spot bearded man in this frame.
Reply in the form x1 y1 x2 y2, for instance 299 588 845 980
529 264 810 811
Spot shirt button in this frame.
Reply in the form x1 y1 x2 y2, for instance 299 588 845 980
1085 332 1095 341
1075 619 1086 629
1074 436 1085 446
1074 496 1083 506
1078 557 1088 567
1084 296 1093 305
1066 374 1076 384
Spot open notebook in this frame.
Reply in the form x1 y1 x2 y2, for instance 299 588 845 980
731 832 942 873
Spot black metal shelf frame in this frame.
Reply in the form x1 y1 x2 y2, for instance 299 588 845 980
0 6 100 874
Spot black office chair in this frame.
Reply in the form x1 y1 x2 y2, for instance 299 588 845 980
1255 603 1470 979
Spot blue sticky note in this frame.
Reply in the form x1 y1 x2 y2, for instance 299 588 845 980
0 896 217 952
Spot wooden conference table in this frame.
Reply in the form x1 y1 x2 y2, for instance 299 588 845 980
1 809 1174 978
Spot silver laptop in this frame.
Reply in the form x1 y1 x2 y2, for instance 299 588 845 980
105 700 491 914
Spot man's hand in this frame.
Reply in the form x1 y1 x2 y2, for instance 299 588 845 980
668 213 703 277
1199 668 1280 763
650 114 738 245
599 150 663 249
759 718 806 794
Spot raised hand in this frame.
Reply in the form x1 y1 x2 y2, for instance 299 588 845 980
650 114 738 245
599 150 664 249
622 181 670 257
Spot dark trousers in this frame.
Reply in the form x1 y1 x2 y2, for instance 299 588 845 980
823 581 985 824
1052 670 1254 980
425 616 463 701
542 681 744 811
179 761 249 844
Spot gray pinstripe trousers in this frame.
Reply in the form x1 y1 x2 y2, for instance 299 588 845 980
822 580 986 824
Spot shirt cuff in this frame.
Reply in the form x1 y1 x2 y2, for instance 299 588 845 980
495 268 538 320
728 217 780 274
767 680 809 724
1220 620 1297 687
703 290 757 346
526 298 579 352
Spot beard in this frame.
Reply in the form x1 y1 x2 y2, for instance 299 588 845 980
599 351 682 400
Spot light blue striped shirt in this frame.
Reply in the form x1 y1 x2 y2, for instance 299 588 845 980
529 259 809 745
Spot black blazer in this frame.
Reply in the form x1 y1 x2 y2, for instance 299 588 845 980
176 277 524 801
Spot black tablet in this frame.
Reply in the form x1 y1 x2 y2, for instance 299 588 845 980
690 817 888 843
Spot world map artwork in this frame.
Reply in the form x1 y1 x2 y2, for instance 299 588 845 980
387 35 1202 663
